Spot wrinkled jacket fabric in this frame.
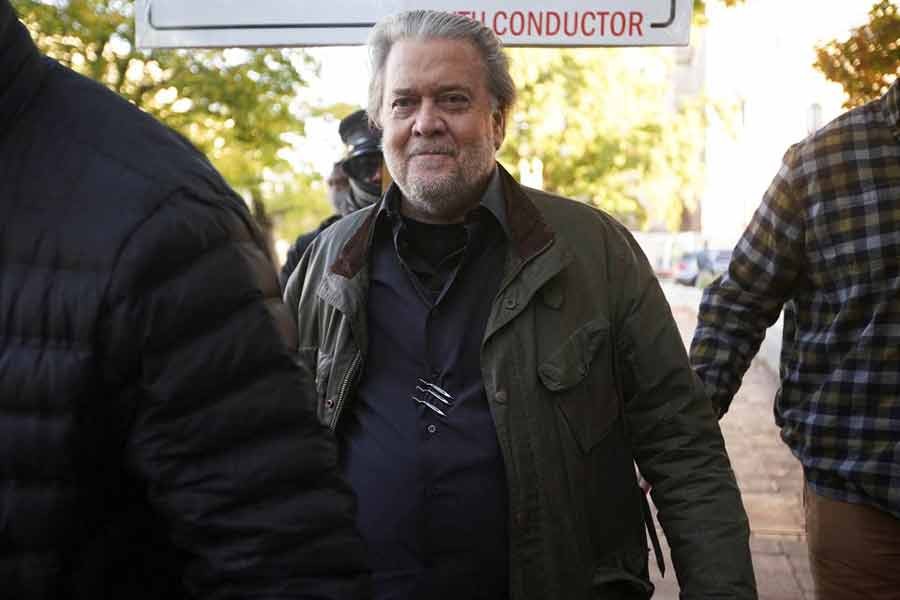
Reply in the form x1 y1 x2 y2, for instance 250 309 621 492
0 5 368 598
285 166 757 599
280 214 342 289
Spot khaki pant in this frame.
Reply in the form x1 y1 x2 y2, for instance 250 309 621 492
805 483 900 600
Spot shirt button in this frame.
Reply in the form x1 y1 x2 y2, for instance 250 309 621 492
324 398 335 408
495 390 508 404
515 511 528 527
426 424 437 434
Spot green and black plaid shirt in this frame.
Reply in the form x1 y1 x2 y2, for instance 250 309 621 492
691 79 900 518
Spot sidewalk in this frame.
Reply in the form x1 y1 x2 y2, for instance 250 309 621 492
648 284 813 600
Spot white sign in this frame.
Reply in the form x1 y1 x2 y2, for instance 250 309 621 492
136 0 691 49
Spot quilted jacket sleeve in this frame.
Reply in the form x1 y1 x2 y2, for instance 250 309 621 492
611 227 757 600
101 186 370 599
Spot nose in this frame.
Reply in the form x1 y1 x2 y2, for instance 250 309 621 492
412 99 446 137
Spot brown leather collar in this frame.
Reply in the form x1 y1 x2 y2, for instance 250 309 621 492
499 165 555 261
329 208 378 278
329 164 555 278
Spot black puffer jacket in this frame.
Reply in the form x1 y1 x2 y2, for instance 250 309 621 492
0 4 368 598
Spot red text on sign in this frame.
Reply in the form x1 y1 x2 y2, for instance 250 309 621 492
455 10 645 39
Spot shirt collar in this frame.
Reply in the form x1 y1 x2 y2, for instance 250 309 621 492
0 1 47 135
330 163 555 279
480 168 510 238
377 165 510 238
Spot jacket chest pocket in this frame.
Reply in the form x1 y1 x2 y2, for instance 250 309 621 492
537 318 620 454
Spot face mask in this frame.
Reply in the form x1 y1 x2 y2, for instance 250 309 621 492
343 151 383 198
347 178 381 211
329 189 357 216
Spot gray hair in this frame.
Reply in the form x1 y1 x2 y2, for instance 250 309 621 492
367 10 516 128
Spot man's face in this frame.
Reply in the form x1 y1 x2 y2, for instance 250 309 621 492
379 38 505 223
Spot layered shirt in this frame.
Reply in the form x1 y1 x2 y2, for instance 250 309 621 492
691 80 900 517
339 170 511 599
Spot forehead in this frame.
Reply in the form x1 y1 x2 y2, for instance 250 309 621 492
383 38 489 96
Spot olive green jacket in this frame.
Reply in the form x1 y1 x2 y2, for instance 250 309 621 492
285 166 756 599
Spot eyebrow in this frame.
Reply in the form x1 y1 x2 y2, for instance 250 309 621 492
389 84 475 97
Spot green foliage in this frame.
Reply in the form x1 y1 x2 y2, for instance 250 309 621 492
815 0 899 108
693 0 744 24
500 48 707 231
11 0 745 241
11 0 324 253
264 172 334 244
500 1 745 230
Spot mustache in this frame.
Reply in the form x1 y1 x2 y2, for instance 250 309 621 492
408 145 456 157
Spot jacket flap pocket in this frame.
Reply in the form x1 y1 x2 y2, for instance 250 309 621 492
538 318 609 391
538 318 618 453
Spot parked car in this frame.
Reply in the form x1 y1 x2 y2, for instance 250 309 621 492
672 251 701 286
673 249 731 287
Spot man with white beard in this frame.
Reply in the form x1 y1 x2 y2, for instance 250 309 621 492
286 10 756 600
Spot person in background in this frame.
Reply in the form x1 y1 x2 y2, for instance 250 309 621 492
339 108 385 209
691 78 900 600
280 109 383 288
286 10 756 600
0 2 369 597
280 161 350 288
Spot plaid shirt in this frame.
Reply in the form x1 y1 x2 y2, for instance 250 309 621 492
691 79 900 518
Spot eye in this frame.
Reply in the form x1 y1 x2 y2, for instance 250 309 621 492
391 96 418 116
439 93 470 110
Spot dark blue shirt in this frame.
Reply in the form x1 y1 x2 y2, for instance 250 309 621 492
339 171 510 599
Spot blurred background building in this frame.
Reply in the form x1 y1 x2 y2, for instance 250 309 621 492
690 0 871 250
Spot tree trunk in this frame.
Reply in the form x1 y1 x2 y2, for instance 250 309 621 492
680 195 702 232
249 187 278 267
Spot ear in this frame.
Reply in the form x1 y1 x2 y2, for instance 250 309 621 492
491 109 506 150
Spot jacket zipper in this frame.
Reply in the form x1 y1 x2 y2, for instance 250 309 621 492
330 350 362 430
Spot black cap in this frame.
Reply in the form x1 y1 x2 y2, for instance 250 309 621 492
339 109 381 160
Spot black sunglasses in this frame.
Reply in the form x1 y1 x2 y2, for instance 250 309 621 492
344 152 383 182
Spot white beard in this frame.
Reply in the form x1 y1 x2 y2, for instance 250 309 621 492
386 136 497 222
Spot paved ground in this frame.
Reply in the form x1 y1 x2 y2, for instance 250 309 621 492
648 284 813 600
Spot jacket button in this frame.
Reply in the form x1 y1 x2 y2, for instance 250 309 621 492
325 398 335 408
503 297 517 310
495 390 508 404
